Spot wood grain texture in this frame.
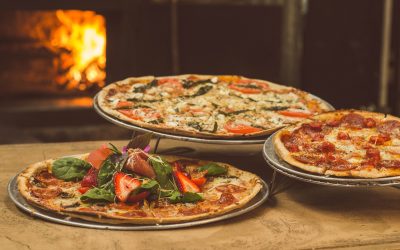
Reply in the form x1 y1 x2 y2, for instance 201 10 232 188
2 140 400 250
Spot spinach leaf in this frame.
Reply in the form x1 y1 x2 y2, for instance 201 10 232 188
52 157 91 181
190 85 213 97
80 187 115 203
148 156 173 189
126 133 152 150
198 163 227 176
187 121 203 131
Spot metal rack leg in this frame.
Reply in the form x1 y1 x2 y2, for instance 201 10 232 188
153 137 161 154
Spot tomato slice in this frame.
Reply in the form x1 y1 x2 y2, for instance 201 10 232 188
78 186 90 194
157 77 183 93
86 145 113 169
228 79 269 94
116 101 134 109
224 121 262 134
118 108 161 121
278 110 312 118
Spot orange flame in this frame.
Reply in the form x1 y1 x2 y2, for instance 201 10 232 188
51 10 106 91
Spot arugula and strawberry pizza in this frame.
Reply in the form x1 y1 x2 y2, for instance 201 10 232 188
17 135 262 224
97 74 332 138
273 110 400 178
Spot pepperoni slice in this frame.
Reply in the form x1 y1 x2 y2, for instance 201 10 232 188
293 155 322 164
340 113 365 129
377 160 400 169
31 187 62 199
366 148 381 165
319 141 335 153
377 120 400 136
363 118 376 128
369 134 391 145
337 131 350 140
217 193 237 206
327 119 341 127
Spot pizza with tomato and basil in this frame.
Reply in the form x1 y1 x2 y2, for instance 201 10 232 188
273 110 400 178
17 134 262 224
97 74 332 138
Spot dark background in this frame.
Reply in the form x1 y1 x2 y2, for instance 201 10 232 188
0 0 399 144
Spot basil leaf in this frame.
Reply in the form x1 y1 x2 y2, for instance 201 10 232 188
198 163 227 176
141 179 159 189
127 133 152 150
167 191 203 203
80 188 115 203
97 157 116 187
165 190 182 203
52 157 91 181
97 154 127 187
181 192 203 203
148 157 173 189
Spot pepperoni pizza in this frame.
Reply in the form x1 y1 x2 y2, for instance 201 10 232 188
273 110 400 178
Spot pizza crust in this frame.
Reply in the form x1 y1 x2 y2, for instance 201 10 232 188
17 154 263 224
97 74 333 139
273 109 400 178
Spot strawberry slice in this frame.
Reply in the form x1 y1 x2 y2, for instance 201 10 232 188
173 170 200 193
80 167 98 188
86 145 112 169
126 191 150 203
114 172 141 202
191 177 207 187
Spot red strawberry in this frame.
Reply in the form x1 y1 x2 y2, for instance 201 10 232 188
127 191 150 203
191 177 206 187
81 167 98 187
114 172 141 202
173 170 200 193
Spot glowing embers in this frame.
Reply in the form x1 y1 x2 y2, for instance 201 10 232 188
51 10 106 91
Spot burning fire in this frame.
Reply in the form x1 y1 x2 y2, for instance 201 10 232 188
51 10 106 91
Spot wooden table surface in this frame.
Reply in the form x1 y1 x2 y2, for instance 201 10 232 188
2 140 400 250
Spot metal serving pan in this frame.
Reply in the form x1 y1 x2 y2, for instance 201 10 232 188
263 134 400 187
8 174 269 230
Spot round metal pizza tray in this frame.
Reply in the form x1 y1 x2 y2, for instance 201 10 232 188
92 93 334 145
263 134 400 187
8 174 269 230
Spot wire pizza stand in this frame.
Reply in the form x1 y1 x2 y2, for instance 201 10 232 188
263 134 400 191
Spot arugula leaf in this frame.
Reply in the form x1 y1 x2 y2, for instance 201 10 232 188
126 133 152 150
148 156 173 189
52 157 91 181
198 163 227 176
108 143 121 154
80 187 115 203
